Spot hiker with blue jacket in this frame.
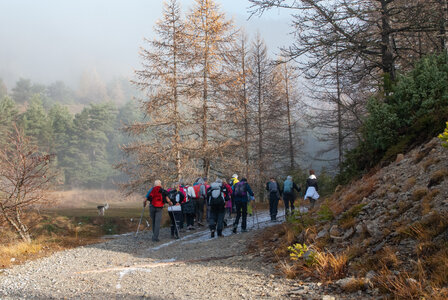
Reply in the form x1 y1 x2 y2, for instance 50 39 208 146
266 177 282 221
283 175 301 216
232 178 254 233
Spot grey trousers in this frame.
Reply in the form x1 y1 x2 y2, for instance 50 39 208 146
150 205 163 241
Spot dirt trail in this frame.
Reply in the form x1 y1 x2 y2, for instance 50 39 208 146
0 211 342 299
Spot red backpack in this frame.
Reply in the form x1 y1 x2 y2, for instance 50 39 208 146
193 184 201 199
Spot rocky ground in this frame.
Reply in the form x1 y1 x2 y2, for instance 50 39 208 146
0 211 375 300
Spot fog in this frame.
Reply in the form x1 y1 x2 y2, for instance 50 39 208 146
0 0 293 89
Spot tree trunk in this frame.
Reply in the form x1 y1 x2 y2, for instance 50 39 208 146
284 63 295 171
202 11 210 179
336 45 343 173
380 0 395 82
172 9 182 183
440 0 448 53
1 205 31 243
242 38 250 177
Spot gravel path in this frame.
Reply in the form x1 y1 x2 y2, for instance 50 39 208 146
0 211 352 299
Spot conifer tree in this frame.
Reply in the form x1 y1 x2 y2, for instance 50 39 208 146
185 0 236 178
119 0 193 191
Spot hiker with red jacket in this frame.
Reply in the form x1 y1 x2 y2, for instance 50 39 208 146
232 178 254 233
192 178 207 226
144 180 171 242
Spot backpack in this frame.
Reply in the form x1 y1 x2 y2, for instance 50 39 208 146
209 185 225 207
193 184 202 199
168 189 177 202
283 180 293 194
268 181 278 194
234 182 247 197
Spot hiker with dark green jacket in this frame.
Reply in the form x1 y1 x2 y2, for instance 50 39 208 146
283 175 301 216
266 177 281 221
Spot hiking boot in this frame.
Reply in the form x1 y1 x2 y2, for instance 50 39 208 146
217 231 223 237
211 230 215 238
232 226 237 234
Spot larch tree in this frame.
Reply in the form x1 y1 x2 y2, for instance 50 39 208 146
223 32 252 177
185 0 237 178
118 0 193 192
248 33 270 190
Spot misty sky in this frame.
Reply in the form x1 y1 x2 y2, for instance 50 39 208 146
0 0 293 89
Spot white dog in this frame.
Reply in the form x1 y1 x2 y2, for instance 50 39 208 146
97 203 109 216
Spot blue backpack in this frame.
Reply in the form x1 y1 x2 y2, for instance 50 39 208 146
283 180 293 194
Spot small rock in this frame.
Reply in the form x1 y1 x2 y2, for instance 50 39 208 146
322 296 336 300
329 225 342 237
372 241 385 253
10 258 16 262
317 229 328 239
343 227 355 240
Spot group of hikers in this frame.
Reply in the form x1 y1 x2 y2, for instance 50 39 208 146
143 170 319 242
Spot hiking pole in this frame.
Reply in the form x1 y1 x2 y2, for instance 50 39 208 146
253 199 260 229
172 209 181 239
135 204 145 238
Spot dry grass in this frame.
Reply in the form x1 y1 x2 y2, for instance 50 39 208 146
381 246 401 269
404 177 416 190
273 224 300 258
330 176 377 215
429 168 448 187
314 250 349 282
0 206 150 268
422 157 440 172
339 217 356 230
376 262 448 300
278 259 302 279
411 187 427 201
421 189 440 215
356 246 401 273
414 151 426 164
422 247 448 287
46 189 140 209
341 278 367 293
247 224 286 259
391 185 400 193
376 268 426 299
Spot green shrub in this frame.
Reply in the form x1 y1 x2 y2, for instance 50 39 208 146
317 201 334 221
339 54 448 184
